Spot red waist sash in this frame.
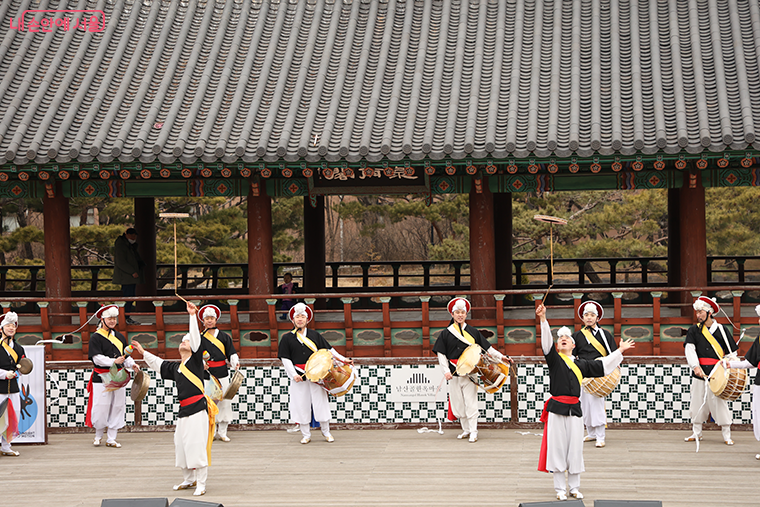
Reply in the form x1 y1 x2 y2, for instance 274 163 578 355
180 394 205 407
699 358 719 366
538 396 580 473
207 360 226 368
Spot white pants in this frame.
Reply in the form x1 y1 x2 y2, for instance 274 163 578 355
91 383 127 442
175 410 209 470
580 388 607 442
215 376 234 438
449 376 479 436
689 377 732 440
752 384 760 441
546 412 585 475
289 379 330 425
0 392 20 452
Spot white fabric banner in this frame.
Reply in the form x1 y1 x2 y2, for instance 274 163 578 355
14 345 45 444
388 366 448 402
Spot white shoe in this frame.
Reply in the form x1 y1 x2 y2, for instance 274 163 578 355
1 449 19 456
457 432 470 440
684 434 702 442
93 437 101 447
556 491 567 501
300 437 310 444
286 425 301 433
569 490 584 499
324 435 334 443
173 481 196 491
219 435 230 442
106 441 121 448
583 435 596 442
755 454 760 460
468 433 478 443
193 488 206 496
595 440 605 448
725 439 734 446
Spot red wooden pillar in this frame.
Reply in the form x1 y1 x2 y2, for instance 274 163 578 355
469 177 496 317
43 182 71 324
248 184 273 322
304 196 326 307
678 168 707 316
134 197 156 312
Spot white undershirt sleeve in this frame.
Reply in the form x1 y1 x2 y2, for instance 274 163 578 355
437 353 450 375
281 358 298 380
92 354 115 368
330 348 348 363
729 359 753 369
540 320 554 355
684 343 699 370
141 350 164 373
600 349 625 375
230 353 240 369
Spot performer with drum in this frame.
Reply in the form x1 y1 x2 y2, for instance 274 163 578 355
724 303 760 458
278 302 351 444
536 303 634 501
130 302 217 497
0 312 25 456
684 296 738 446
86 304 140 448
433 297 512 443
198 304 240 442
572 300 617 448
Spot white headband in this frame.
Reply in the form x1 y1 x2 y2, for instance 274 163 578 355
557 326 574 343
755 304 760 317
291 303 309 318
101 307 119 319
581 302 598 317
693 298 715 314
201 307 217 320
451 300 468 313
1 311 18 328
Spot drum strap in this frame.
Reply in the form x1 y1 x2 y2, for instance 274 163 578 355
700 325 725 359
295 329 318 353
1 341 18 364
559 352 583 387
95 328 124 355
447 324 476 346
203 329 226 357
581 328 607 357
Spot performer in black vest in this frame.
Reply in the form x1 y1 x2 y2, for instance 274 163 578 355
86 304 140 448
536 303 634 501
0 312 25 456
433 297 511 443
199 304 239 442
572 300 618 448
131 302 217 497
684 296 737 446
278 302 351 444
727 304 760 460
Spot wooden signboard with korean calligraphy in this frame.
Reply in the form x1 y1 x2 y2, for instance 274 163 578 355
308 165 430 195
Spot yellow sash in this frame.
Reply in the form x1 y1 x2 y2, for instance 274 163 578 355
559 352 584 388
95 328 124 355
295 329 318 353
448 323 476 345
179 361 205 394
581 328 608 357
701 325 725 359
2 340 18 364
203 330 225 357
205 395 218 465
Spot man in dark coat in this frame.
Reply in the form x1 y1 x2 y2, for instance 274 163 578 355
112 227 145 325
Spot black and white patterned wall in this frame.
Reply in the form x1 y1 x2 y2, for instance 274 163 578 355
46 363 754 427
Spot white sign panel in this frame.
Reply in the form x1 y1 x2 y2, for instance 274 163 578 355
388 366 448 402
14 345 46 443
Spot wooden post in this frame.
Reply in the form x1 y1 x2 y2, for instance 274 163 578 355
266 299 279 358
494 294 505 349
304 196 326 307
153 301 166 356
248 184 274 322
651 292 662 355
134 197 156 312
77 302 89 359
380 296 392 356
341 297 354 356
420 296 431 355
493 193 513 298
678 168 707 315
469 176 496 317
42 182 71 324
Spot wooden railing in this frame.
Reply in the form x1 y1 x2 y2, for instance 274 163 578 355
4 285 760 362
2 256 760 300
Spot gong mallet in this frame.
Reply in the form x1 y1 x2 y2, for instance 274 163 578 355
533 215 568 304
159 212 191 304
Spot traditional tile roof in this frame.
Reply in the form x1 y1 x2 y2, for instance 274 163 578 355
1 0 759 169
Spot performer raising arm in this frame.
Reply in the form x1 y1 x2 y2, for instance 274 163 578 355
536 303 634 501
131 302 217 497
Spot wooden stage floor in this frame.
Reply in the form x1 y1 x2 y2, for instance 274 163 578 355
5 427 758 507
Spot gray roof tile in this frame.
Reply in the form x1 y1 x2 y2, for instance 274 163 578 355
1 0 760 167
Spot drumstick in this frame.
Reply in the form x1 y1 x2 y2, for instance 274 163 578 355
533 215 568 304
159 213 191 304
